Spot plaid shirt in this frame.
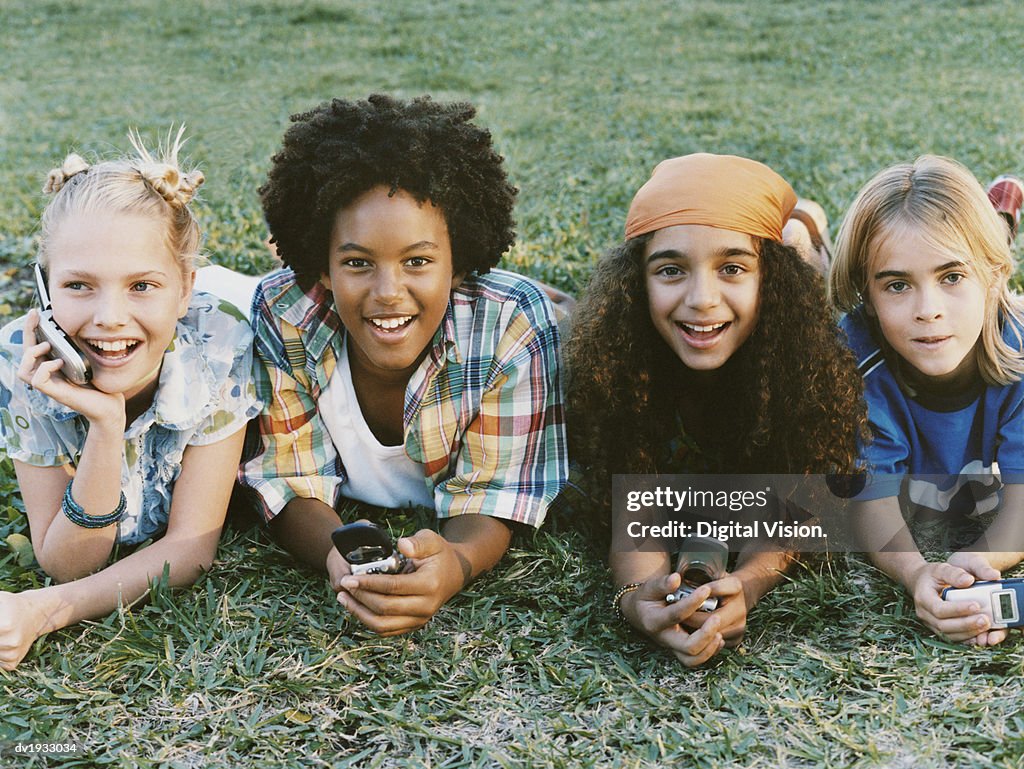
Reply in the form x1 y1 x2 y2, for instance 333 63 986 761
239 268 568 528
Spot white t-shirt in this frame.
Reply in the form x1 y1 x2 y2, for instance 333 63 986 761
318 341 434 510
194 265 261 320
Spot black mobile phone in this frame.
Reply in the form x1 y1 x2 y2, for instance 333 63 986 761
331 522 412 575
33 263 92 386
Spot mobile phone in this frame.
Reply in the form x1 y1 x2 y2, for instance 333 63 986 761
666 582 719 612
665 536 725 611
942 578 1024 629
33 263 92 386
331 522 412 575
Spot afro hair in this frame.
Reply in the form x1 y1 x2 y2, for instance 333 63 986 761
260 93 518 290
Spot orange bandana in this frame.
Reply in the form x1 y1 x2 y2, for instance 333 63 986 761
624 153 797 242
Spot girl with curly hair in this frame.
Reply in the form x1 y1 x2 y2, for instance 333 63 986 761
0 130 260 670
568 153 866 667
239 94 568 636
830 155 1024 647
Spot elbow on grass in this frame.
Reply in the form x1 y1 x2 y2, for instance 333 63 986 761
166 548 218 588
35 550 99 585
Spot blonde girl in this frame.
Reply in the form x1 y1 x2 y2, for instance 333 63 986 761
0 130 259 669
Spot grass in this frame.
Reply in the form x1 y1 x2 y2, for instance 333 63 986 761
3 0 1024 766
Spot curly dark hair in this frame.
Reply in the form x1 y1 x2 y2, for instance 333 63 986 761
260 94 518 290
567 234 868 509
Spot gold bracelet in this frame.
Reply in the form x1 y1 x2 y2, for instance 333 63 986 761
612 582 643 622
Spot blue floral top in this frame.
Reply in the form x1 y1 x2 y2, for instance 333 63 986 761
0 292 261 545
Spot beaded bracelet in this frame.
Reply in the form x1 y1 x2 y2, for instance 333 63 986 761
61 480 126 529
612 582 643 622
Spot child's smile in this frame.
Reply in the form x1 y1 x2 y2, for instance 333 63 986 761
45 211 193 414
644 224 761 371
867 224 986 386
365 313 418 346
325 187 461 383
675 320 732 349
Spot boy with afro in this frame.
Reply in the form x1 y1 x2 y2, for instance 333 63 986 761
240 94 568 634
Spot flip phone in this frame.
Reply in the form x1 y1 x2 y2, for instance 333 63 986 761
33 264 92 386
331 522 412 575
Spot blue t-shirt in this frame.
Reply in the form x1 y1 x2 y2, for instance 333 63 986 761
0 292 261 545
840 306 1024 518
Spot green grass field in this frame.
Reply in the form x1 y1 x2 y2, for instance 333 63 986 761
3 1 1024 766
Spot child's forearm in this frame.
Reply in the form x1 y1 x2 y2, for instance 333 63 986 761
609 548 672 589
441 514 512 590
869 550 928 590
851 496 926 588
731 544 792 608
35 419 127 581
26 526 221 637
956 548 1024 574
608 548 675 634
268 496 343 571
961 484 1024 572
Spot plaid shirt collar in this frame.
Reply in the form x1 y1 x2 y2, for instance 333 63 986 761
279 277 463 373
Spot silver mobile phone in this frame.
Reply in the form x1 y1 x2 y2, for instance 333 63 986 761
331 522 413 576
942 578 1024 629
666 536 726 611
33 263 92 386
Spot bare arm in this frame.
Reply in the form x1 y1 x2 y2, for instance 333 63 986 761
954 483 1024 573
855 496 997 643
268 495 342 570
854 495 928 584
15 311 129 581
15 430 124 582
730 542 793 612
440 513 513 586
0 427 245 670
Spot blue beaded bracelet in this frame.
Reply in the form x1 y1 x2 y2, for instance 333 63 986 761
61 480 126 529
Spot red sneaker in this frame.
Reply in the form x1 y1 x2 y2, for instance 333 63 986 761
987 175 1023 242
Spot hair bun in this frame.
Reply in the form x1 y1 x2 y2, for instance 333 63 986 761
43 153 90 194
129 125 204 209
140 163 205 209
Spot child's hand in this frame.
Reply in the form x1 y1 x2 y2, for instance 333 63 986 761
946 551 1000 581
335 529 464 636
682 575 748 648
908 561 993 643
17 310 124 427
944 552 1007 647
619 573 725 667
325 545 352 592
0 592 45 671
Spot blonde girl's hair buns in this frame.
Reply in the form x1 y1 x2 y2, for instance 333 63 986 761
43 153 91 195
129 125 205 209
38 125 206 275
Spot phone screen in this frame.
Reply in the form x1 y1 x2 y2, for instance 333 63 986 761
997 591 1017 623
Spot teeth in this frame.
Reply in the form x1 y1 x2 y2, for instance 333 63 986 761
88 339 138 352
683 322 726 333
370 316 412 330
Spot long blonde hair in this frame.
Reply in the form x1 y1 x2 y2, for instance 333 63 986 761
830 154 1024 385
